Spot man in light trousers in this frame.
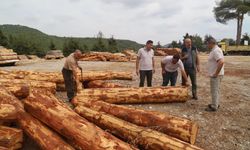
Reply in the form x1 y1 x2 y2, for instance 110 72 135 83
205 37 224 112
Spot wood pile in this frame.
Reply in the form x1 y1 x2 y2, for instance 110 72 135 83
17 55 28 60
0 68 203 149
155 48 181 56
26 55 39 60
0 46 18 61
80 50 137 62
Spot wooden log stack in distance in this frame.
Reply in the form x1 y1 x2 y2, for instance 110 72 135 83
17 111 74 150
75 86 189 104
0 126 23 150
75 106 203 150
72 99 198 144
24 90 137 150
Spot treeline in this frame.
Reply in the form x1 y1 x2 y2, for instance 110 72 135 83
0 25 142 57
158 33 250 52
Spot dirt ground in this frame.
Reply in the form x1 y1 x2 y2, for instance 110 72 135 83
2 55 250 150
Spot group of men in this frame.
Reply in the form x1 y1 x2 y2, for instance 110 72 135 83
136 38 224 112
62 37 224 112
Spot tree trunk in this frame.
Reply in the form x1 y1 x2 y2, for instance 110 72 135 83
0 126 23 149
236 13 244 45
0 87 24 111
17 111 75 150
0 79 56 94
87 80 124 88
72 99 198 144
0 104 17 124
0 69 132 84
24 90 137 150
75 106 203 150
75 86 189 104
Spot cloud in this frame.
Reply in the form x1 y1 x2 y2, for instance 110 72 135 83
0 0 249 45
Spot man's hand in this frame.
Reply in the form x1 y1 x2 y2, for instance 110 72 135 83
136 70 139 76
182 81 190 87
162 70 166 74
196 65 200 73
212 73 218 78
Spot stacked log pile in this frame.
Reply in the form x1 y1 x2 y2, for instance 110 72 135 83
0 46 19 61
155 48 181 56
0 68 203 149
0 126 23 150
122 49 137 61
80 52 129 62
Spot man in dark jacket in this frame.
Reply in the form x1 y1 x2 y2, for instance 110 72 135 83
181 38 200 100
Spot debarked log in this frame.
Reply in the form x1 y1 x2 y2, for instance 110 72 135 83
0 83 30 99
17 111 74 150
24 90 137 150
0 126 23 149
0 87 24 111
76 86 189 104
72 99 198 144
0 79 56 94
74 106 203 150
0 69 133 84
0 104 17 123
87 80 124 88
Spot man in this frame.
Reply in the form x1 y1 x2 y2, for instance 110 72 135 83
205 37 224 112
136 40 155 87
161 54 188 86
62 50 82 101
181 38 200 100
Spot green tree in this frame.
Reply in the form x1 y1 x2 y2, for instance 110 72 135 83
49 41 56 50
214 0 250 45
191 34 204 50
241 33 250 44
169 41 182 48
156 41 162 49
63 39 81 56
92 31 107 51
0 29 9 47
221 38 236 45
108 36 118 52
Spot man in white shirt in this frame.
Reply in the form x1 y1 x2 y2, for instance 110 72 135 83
205 37 224 112
161 54 188 86
136 40 155 87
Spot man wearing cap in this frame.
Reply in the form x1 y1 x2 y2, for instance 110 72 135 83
62 50 82 102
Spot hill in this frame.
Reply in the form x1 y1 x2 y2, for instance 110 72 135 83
0 24 143 56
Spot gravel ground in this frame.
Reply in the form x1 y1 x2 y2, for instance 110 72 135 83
2 55 250 150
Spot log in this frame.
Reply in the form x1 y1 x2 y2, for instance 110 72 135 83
24 90 137 150
17 111 74 150
0 79 56 94
0 146 8 150
0 126 23 149
0 104 17 123
75 86 189 104
0 87 24 111
1 84 30 99
87 80 124 88
0 69 133 83
72 99 198 144
75 106 203 150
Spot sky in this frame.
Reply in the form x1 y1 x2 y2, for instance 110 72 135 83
0 0 249 45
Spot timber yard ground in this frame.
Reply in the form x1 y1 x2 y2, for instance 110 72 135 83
3 55 250 150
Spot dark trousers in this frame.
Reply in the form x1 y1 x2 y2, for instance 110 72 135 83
162 71 178 86
139 70 152 87
62 68 76 101
182 68 197 96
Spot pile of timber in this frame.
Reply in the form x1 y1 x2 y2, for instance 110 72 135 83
74 86 189 104
0 46 18 61
0 69 132 91
122 49 137 61
87 80 124 88
80 52 129 62
0 126 23 150
155 48 181 56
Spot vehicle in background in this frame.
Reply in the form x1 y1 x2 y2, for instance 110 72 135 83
45 50 64 60
218 42 250 55
0 46 19 66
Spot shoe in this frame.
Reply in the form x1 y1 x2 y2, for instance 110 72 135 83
205 107 217 112
192 94 198 100
208 104 220 109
